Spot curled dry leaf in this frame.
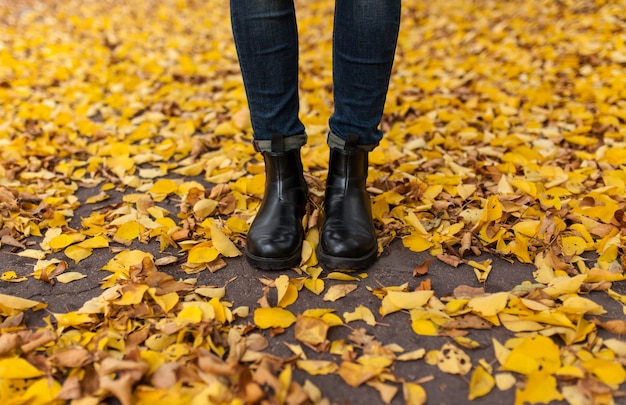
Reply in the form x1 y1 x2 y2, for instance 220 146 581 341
413 259 432 276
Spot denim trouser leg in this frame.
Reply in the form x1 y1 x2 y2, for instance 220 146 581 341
230 0 306 152
329 0 401 151
230 0 400 152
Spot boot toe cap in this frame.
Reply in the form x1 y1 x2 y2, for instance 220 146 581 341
247 234 301 259
321 231 376 258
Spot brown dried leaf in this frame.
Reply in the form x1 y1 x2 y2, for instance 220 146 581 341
50 347 91 368
593 318 626 335
437 254 464 267
453 285 485 299
442 314 493 330
413 259 432 276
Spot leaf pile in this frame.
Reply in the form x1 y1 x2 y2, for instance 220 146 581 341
0 0 625 404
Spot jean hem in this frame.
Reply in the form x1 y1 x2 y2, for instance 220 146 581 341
254 133 307 153
327 131 378 152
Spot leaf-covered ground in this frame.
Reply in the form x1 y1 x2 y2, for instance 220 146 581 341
0 0 625 403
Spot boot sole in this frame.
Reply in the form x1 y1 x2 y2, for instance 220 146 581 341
245 248 302 270
316 244 378 270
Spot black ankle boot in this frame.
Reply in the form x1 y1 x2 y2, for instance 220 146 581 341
317 147 378 270
245 148 308 270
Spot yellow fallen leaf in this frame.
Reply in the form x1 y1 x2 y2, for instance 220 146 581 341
560 236 588 256
326 272 360 281
402 232 433 252
115 284 150 306
492 338 511 366
543 274 587 298
77 236 109 249
56 272 87 283
411 319 439 336
555 365 585 379
453 336 481 349
514 371 563 404
321 312 344 327
478 195 503 225
187 246 220 264
275 275 298 308
85 191 110 204
148 290 179 313
502 335 561 375
585 268 626 283
225 216 250 234
296 360 338 375
582 358 626 386
387 290 434 310
468 365 495 400
337 361 383 387
495 372 516 391
149 179 179 195
208 297 227 323
0 358 44 379
254 307 296 329
403 383 427 405
302 308 334 318
367 380 399 405
64 245 93 263
381 290 434 316
323 284 358 302
499 313 544 332
284 342 306 359
295 316 330 347
0 294 47 315
468 259 493 283
304 277 325 295
357 355 393 369
561 385 592 405
604 338 626 356
436 343 471 375
53 312 98 328
300 240 314 266
467 292 509 317
208 221 241 257
397 349 426 361
560 295 606 315
1 271 27 283
48 233 85 250
194 287 226 299
343 305 376 326
115 221 144 241
17 249 47 259
19 378 62 404
176 306 204 325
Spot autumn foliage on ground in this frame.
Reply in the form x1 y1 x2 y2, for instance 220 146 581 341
0 0 625 404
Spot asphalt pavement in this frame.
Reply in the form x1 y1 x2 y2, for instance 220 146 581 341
0 185 624 405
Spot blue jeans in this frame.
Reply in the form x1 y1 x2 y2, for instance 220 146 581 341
230 0 401 152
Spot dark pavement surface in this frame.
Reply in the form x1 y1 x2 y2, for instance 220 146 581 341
1 185 625 405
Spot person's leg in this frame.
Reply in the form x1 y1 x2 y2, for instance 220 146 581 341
230 0 306 151
328 0 401 150
230 0 307 269
318 0 401 270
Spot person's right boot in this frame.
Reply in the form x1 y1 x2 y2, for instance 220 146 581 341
245 139 308 270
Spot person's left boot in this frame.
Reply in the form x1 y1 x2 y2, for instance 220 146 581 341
317 146 378 270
